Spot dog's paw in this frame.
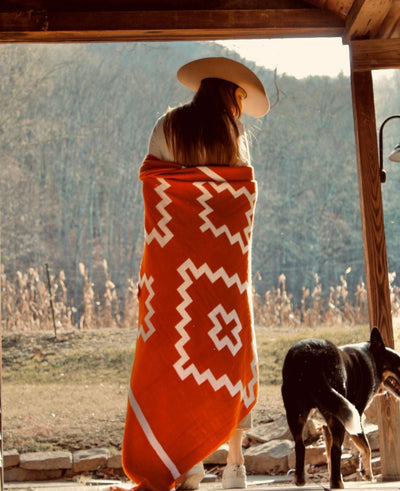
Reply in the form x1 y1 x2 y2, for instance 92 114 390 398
365 473 376 483
359 468 374 481
294 475 306 486
330 478 344 489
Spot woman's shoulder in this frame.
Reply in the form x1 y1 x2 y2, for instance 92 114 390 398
148 113 173 161
151 113 167 135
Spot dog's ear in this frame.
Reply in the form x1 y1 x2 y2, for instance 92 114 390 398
370 327 386 352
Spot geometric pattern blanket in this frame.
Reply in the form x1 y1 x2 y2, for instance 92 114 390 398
121 155 259 490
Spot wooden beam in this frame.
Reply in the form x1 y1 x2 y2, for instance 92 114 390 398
376 392 400 480
0 0 324 8
343 0 392 43
0 9 344 42
350 68 400 480
325 0 354 17
350 70 393 344
305 0 354 18
0 221 3 491
350 38 400 70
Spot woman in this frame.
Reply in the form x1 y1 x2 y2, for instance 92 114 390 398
149 57 268 168
120 57 269 491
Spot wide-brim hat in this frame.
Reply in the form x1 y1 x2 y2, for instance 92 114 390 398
177 57 269 118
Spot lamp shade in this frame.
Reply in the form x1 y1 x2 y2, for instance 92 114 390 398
389 142 400 162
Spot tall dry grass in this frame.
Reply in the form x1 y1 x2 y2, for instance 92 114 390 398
1 263 399 332
252 267 376 327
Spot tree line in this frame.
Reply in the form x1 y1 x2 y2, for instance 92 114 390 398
1 41 400 323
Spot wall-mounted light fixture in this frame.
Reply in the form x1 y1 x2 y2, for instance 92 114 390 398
379 114 400 183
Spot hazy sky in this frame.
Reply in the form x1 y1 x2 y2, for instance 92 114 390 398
217 38 395 80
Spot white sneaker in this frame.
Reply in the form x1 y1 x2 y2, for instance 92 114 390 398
222 464 247 489
176 462 205 489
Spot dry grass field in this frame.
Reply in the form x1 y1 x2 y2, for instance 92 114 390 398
2 324 372 454
3 266 400 453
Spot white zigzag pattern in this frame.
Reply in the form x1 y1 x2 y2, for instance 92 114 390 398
137 273 156 341
208 305 242 356
173 258 257 407
145 178 173 247
195 167 256 255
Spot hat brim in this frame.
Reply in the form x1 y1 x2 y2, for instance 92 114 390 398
177 57 269 118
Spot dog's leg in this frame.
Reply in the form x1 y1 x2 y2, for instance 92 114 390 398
349 432 373 482
293 413 309 487
326 416 345 489
282 382 311 486
322 425 332 477
285 406 310 486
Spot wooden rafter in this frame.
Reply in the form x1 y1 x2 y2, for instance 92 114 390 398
342 0 392 43
0 8 344 42
0 0 399 44
304 0 354 18
375 0 400 38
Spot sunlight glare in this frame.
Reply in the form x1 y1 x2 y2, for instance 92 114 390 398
216 38 350 78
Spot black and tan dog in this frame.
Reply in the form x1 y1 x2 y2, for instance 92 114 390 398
281 327 400 488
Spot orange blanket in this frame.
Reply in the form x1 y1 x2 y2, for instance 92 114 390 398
121 155 259 490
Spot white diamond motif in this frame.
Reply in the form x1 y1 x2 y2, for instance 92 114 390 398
208 305 242 356
173 258 257 407
194 167 256 254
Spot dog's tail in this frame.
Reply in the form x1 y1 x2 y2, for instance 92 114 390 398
314 384 362 435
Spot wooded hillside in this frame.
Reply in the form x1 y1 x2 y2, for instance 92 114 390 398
1 41 400 322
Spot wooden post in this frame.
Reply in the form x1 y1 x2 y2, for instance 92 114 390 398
0 211 3 490
350 68 400 479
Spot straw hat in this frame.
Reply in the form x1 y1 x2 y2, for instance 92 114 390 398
177 57 269 118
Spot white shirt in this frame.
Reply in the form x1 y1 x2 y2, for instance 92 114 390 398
147 114 251 166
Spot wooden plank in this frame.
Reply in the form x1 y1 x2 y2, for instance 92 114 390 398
306 0 354 18
376 393 400 480
350 38 400 70
351 68 400 481
0 0 319 9
0 8 344 42
374 0 400 38
350 70 393 344
0 223 3 490
343 0 392 43
325 0 354 16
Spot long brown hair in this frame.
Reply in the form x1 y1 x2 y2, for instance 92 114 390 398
163 78 243 166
